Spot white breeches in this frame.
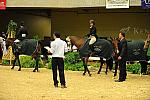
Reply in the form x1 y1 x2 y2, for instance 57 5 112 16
89 36 96 45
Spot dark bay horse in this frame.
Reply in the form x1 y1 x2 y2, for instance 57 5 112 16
5 38 44 72
66 36 113 76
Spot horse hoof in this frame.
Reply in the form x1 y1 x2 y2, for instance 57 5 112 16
89 74 92 77
83 73 86 76
18 69 21 71
97 72 100 74
11 67 14 70
33 70 36 72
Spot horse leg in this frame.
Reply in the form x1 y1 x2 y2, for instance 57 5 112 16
105 58 113 75
82 57 91 76
82 59 87 75
97 58 104 74
105 63 108 75
85 57 91 76
36 57 39 72
84 65 91 76
87 67 91 76
17 56 21 71
114 61 118 77
11 54 20 70
11 57 16 69
140 61 148 75
108 57 113 71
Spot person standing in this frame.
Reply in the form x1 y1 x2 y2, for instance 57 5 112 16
49 32 68 88
87 20 98 52
115 32 127 82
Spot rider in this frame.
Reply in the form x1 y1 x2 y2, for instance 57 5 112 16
15 21 28 42
12 21 28 70
87 19 98 52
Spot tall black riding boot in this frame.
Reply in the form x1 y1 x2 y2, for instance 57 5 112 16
89 44 95 56
89 44 94 52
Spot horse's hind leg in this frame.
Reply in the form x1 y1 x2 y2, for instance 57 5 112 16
108 57 113 71
105 64 108 75
98 64 103 74
98 58 104 74
18 57 21 71
105 58 113 75
87 67 91 76
140 61 148 75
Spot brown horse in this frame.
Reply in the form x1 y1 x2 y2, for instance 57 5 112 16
109 37 120 77
66 36 114 76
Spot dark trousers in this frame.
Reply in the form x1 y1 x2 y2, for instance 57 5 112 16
119 60 127 81
52 57 66 85
35 57 40 69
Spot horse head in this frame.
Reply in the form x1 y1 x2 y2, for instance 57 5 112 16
110 37 119 57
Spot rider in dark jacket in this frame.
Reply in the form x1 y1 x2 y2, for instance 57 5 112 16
87 20 98 52
16 21 28 41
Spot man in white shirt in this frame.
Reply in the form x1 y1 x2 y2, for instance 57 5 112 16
49 32 68 88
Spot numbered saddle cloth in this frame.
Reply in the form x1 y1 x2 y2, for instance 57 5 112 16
127 40 146 61
12 39 38 56
79 38 113 60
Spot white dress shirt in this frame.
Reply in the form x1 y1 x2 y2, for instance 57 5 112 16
50 38 68 58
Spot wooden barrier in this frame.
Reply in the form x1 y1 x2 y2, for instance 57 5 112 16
2 46 15 65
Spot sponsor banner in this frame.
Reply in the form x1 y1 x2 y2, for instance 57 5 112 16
141 0 150 9
106 0 129 9
0 0 6 10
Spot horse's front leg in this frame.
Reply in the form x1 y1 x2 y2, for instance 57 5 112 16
11 57 16 70
17 56 21 71
114 61 118 77
85 57 91 76
97 58 104 74
11 54 21 71
82 58 87 76
82 57 91 76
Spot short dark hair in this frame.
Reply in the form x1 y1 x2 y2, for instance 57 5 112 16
120 32 126 37
54 31 61 38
